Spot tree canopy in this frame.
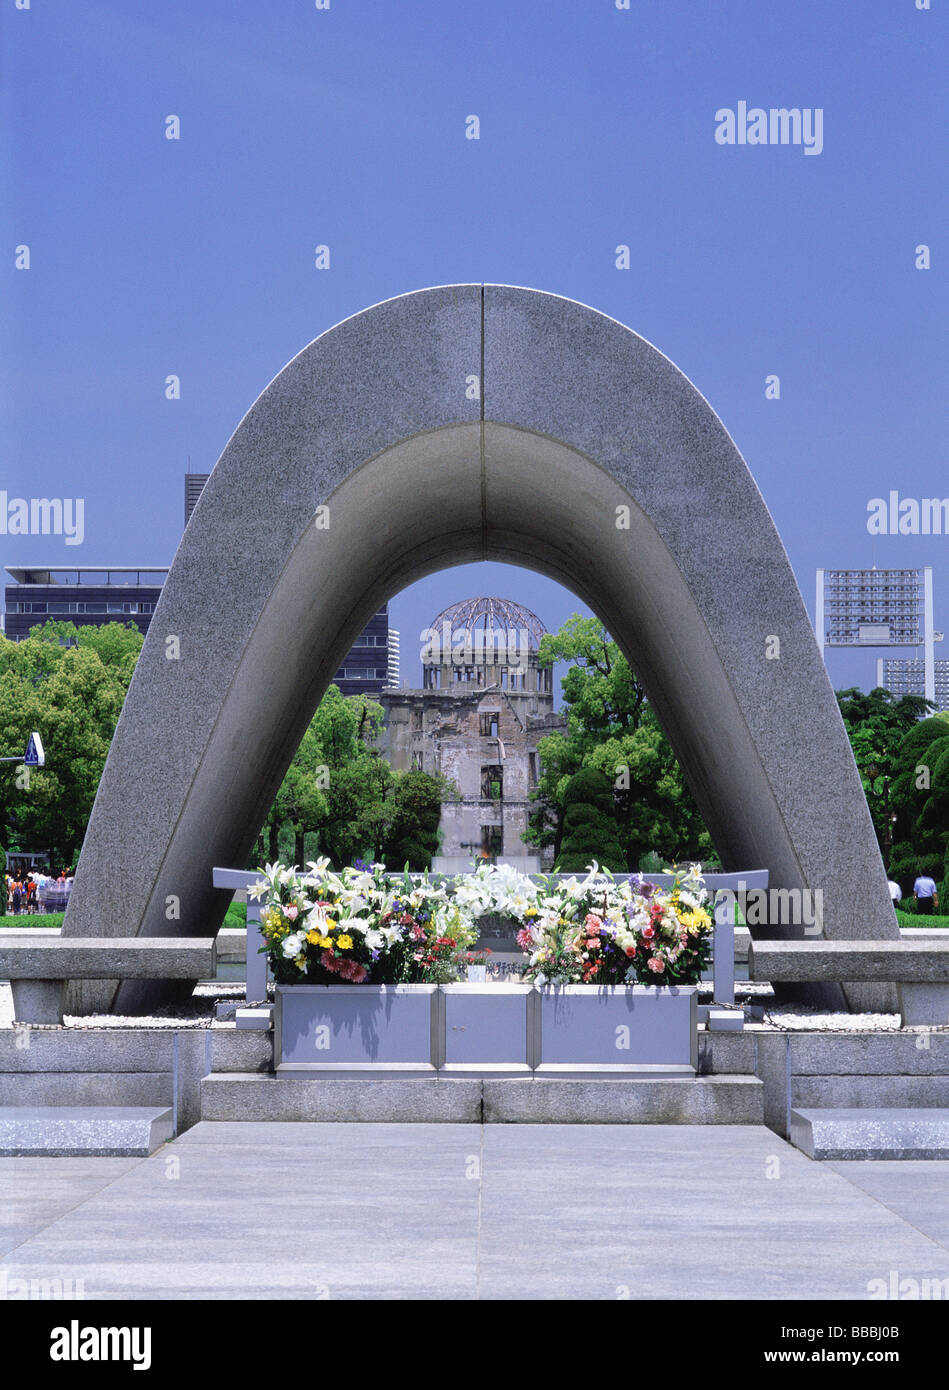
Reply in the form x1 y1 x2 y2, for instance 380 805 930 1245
0 621 144 869
526 616 713 870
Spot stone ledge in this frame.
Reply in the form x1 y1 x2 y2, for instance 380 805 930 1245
749 939 949 982
0 936 217 978
0 1071 173 1108
200 1073 482 1123
482 1075 764 1125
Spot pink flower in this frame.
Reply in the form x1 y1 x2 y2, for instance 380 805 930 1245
285 905 298 920
647 955 666 974
642 925 655 942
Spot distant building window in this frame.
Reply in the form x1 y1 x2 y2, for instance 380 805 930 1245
480 825 503 858
413 752 423 770
481 765 503 800
480 712 499 738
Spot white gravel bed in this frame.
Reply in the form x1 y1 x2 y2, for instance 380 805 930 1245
747 1009 903 1032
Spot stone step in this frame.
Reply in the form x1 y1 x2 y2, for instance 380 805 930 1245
201 1072 764 1125
0 1106 173 1157
789 1107 949 1160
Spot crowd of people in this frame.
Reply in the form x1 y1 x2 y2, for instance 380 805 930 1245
3 868 73 915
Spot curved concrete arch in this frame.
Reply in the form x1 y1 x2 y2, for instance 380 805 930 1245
63 285 897 1014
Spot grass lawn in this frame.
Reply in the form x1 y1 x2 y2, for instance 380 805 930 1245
0 912 63 928
0 902 248 929
896 909 949 929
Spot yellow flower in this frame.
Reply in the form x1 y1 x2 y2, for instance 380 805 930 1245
294 954 307 969
306 929 323 945
336 934 353 950
325 918 337 930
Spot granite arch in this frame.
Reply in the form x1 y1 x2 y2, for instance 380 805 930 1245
63 286 897 1013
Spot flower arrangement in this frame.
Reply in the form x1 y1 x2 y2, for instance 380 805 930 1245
516 863 712 986
250 859 711 989
450 861 541 926
249 859 479 985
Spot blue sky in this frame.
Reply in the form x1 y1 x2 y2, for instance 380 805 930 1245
2 0 946 695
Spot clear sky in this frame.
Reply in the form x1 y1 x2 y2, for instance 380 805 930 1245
3 0 946 695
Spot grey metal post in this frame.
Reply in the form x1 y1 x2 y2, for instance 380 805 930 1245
244 894 267 1005
712 890 735 1006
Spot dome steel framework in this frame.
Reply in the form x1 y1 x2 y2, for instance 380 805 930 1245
428 596 546 651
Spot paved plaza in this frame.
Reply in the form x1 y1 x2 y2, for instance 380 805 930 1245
3 1123 948 1300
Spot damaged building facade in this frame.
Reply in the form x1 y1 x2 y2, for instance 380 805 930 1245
378 597 566 871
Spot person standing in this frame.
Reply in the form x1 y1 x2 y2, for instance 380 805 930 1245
887 878 902 903
913 869 940 916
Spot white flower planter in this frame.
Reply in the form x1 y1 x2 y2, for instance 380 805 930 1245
274 983 697 1076
535 985 697 1075
441 983 533 1075
275 984 438 1076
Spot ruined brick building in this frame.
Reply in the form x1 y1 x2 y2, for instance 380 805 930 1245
378 597 566 869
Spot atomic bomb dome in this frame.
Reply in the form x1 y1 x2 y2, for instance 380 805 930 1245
429 596 546 647
421 596 552 694
379 596 566 868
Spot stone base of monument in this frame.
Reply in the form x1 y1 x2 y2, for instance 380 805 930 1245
273 983 697 1077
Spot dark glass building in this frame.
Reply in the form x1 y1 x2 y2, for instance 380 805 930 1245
3 567 167 641
333 606 395 697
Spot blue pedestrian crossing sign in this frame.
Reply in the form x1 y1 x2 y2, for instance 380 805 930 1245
24 732 45 768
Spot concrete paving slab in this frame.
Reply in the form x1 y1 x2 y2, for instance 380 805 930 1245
0 1156 141 1256
2 1123 948 1299
828 1160 949 1251
2 1123 480 1299
475 1126 949 1300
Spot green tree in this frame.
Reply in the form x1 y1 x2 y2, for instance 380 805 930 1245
0 621 143 869
383 768 450 871
835 686 934 864
555 767 626 872
255 686 451 871
887 712 949 898
526 616 712 870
